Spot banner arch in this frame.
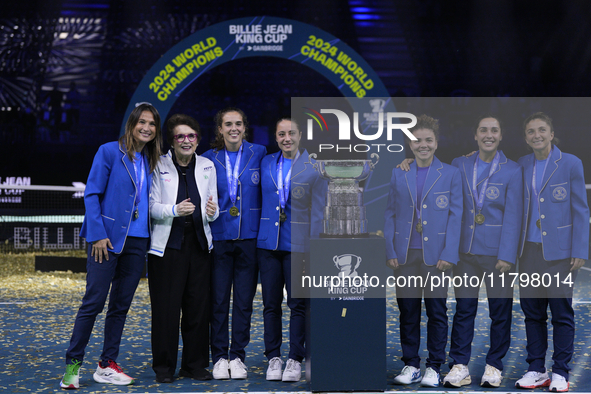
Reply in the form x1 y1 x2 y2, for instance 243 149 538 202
123 16 401 233
121 16 393 133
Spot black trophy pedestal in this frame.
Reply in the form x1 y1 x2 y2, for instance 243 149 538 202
306 236 387 392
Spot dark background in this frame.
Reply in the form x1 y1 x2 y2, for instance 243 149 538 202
2 0 591 186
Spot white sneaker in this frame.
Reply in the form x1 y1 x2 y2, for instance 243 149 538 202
420 367 440 387
515 371 551 389
481 364 502 388
266 357 283 381
393 365 421 385
282 359 302 382
550 373 569 392
92 360 134 386
212 358 230 380
229 358 247 379
443 364 471 388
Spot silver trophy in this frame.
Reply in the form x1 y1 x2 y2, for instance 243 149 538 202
310 153 379 237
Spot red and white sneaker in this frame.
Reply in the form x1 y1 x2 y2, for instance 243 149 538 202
92 360 135 386
515 371 551 389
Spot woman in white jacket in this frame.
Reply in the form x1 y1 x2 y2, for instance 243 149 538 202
148 113 218 383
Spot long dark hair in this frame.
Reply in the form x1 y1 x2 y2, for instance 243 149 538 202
119 103 163 172
275 116 300 132
210 107 249 151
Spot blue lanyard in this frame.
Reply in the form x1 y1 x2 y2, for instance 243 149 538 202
532 154 550 204
471 151 500 213
415 163 431 222
277 151 300 209
132 153 145 206
225 145 243 206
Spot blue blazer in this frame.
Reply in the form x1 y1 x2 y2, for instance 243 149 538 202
256 149 326 253
518 146 589 261
384 156 463 266
202 141 266 241
452 151 523 264
80 141 153 254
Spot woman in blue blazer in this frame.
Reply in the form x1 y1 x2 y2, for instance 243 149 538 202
61 103 163 389
515 112 589 392
384 114 463 388
257 118 325 383
444 116 523 389
202 107 266 380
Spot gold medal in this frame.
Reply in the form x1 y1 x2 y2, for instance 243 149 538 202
280 212 287 222
536 219 541 229
475 213 485 225
230 206 239 216
134 209 139 220
415 223 423 233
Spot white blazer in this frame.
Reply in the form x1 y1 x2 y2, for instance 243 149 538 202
148 151 219 256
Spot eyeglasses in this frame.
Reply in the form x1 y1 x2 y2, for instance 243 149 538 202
173 133 198 142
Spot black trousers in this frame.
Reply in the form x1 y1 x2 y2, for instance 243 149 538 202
148 226 211 378
395 249 449 373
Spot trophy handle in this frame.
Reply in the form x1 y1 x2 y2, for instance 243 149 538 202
370 153 379 170
309 153 318 169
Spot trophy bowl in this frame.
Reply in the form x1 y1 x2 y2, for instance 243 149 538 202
310 153 379 237
311 153 379 181
317 159 372 180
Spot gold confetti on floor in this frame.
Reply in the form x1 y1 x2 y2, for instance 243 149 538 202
2 254 591 392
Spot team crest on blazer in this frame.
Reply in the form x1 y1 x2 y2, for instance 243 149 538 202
436 195 449 208
486 186 500 200
251 171 260 184
552 186 567 200
292 186 305 199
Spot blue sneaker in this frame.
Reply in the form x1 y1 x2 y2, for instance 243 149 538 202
393 365 421 385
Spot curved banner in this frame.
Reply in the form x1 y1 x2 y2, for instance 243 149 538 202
123 16 401 232
122 16 392 127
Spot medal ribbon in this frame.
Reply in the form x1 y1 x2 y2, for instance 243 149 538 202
277 151 300 210
225 144 243 206
532 151 550 219
471 151 500 214
415 163 431 226
132 153 145 207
